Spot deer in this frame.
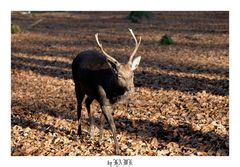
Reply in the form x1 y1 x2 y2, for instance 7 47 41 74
72 28 141 154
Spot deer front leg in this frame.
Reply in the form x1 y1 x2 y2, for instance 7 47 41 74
101 105 120 155
99 113 105 144
97 85 120 155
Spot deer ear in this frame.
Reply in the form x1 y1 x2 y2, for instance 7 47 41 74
131 56 141 70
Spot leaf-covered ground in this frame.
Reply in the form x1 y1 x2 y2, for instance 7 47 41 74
11 11 229 156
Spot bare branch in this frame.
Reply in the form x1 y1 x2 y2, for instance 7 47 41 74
28 19 43 29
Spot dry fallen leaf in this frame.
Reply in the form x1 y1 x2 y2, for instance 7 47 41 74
11 11 229 156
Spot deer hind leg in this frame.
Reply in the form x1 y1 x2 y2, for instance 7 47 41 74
85 96 94 138
75 87 85 137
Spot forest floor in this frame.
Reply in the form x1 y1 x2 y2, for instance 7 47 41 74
11 11 229 156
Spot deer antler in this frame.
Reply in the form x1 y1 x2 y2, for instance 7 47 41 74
95 33 120 66
128 28 141 64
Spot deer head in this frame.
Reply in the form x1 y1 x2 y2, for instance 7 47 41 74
95 28 141 92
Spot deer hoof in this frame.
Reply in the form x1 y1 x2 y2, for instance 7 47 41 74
89 127 94 138
98 138 103 145
115 148 120 155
